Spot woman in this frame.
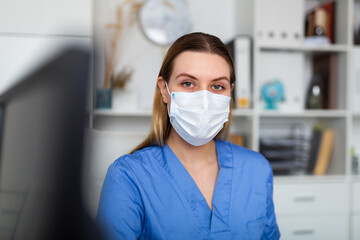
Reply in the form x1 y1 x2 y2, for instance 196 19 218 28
96 32 280 239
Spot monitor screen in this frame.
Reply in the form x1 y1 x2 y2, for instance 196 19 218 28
0 46 101 239
0 104 4 174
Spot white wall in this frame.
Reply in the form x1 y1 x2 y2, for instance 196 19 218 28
0 0 93 95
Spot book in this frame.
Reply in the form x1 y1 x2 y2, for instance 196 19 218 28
312 54 338 109
314 7 327 36
226 36 252 108
306 11 315 37
306 127 323 174
313 129 335 175
319 1 335 44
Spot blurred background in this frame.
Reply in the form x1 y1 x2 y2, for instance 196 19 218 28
1 0 360 239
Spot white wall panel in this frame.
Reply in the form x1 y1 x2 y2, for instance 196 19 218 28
0 0 92 36
189 0 236 43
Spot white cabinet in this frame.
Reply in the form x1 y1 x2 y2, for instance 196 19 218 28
273 180 349 239
352 215 360 240
274 182 349 215
277 215 348 240
352 182 360 240
353 182 360 212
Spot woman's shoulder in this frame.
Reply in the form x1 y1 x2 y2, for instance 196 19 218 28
109 145 163 175
217 139 271 171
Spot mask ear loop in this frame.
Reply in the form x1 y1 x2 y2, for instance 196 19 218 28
165 81 171 96
164 81 171 115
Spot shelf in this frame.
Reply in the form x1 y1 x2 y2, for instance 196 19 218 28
94 109 254 118
94 109 254 117
231 108 253 117
259 109 347 118
93 109 347 118
351 176 360 182
259 44 349 53
93 109 152 117
274 174 347 184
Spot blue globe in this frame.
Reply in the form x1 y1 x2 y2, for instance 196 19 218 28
261 80 285 110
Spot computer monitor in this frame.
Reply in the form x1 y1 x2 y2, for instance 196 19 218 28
0 46 101 239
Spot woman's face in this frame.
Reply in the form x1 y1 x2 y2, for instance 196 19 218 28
158 51 233 104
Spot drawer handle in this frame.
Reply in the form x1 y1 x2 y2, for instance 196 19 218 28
293 196 316 202
293 229 315 235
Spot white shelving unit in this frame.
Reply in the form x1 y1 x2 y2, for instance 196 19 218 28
231 0 359 239
91 0 360 238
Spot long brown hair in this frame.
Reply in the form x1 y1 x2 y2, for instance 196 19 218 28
130 32 236 153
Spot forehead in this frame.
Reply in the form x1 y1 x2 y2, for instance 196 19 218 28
171 51 230 78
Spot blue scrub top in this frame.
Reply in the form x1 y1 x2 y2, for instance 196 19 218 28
96 139 280 240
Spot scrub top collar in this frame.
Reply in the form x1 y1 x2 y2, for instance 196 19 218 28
159 139 234 234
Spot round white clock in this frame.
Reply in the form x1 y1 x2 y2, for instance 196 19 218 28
138 0 191 46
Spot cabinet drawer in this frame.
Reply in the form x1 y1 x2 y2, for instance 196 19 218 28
277 215 348 240
352 215 360 240
273 183 348 215
353 182 360 212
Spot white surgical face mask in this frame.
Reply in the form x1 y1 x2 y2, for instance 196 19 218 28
165 82 231 146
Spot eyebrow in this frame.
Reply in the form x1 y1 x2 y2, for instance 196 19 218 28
175 73 230 82
175 73 197 80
